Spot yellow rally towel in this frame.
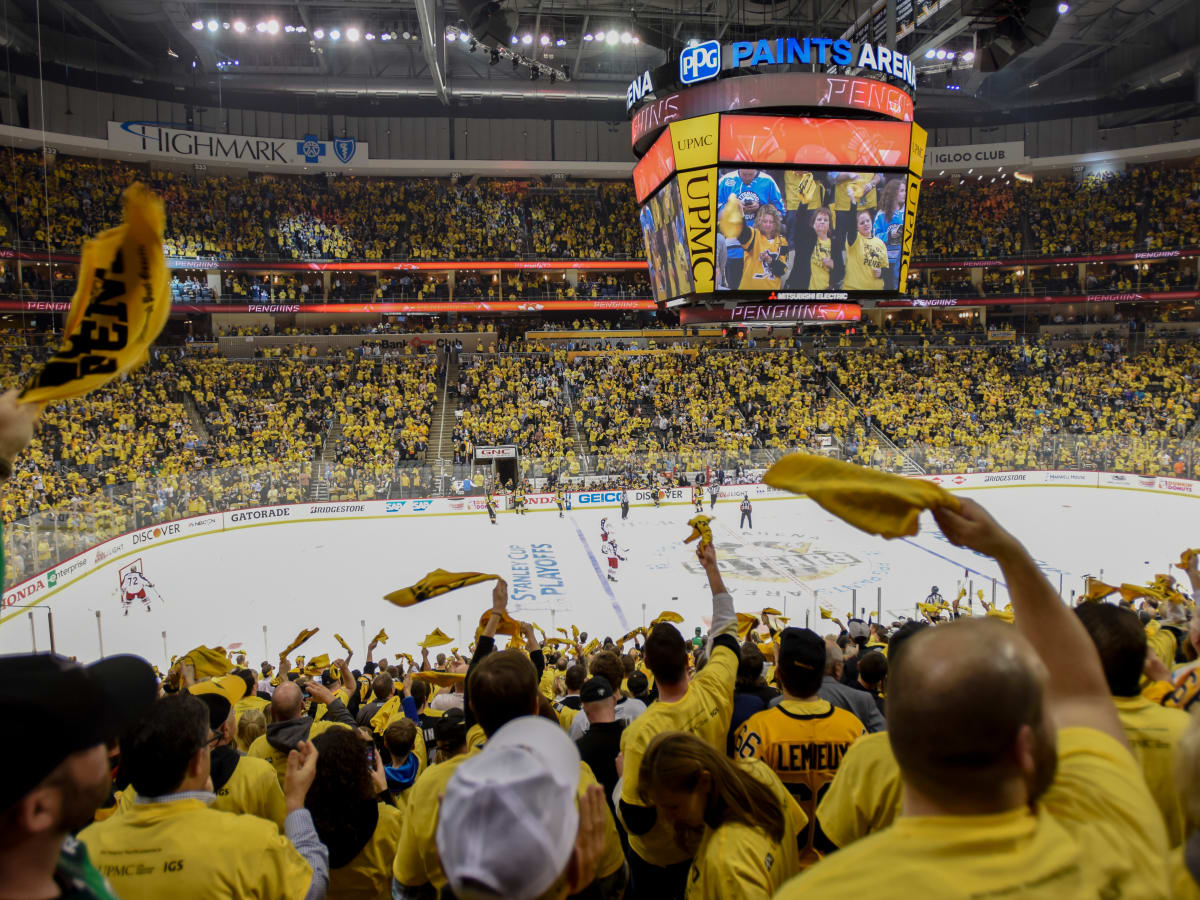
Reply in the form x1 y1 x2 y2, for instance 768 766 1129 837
419 628 454 649
506 634 526 651
188 674 246 706
412 671 467 688
582 638 601 655
617 629 642 646
764 453 961 539
384 570 500 607
736 612 759 642
396 652 415 667
371 695 402 735
541 637 569 647
556 627 570 638
762 607 782 616
651 610 685 626
372 628 389 646
1119 583 1167 605
477 608 522 638
683 515 714 548
986 605 1015 623
303 654 331 675
22 184 171 405
280 627 319 660
571 625 581 642
1179 549 1200 570
819 607 834 620
917 602 944 617
1081 580 1119 602
358 675 372 704
180 646 233 678
334 633 354 656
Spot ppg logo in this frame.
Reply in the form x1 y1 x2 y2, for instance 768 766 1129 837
680 40 720 84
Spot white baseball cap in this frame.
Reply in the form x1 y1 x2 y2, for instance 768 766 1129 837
437 715 581 899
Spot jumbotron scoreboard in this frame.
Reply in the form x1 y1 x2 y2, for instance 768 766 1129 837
628 36 926 326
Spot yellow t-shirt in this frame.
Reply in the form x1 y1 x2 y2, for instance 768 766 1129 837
844 233 888 291
809 237 833 290
832 174 878 212
329 803 404 899
247 719 349 788
234 694 270 726
780 728 1170 898
737 229 788 290
686 757 807 900
539 667 558 701
815 730 901 849
212 755 288 831
620 642 738 866
785 171 824 211
393 747 625 891
556 699 580 732
733 698 864 866
1114 694 1189 847
79 798 313 899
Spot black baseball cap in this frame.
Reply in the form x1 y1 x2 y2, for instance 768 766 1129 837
778 627 826 675
0 653 158 808
434 707 467 744
580 676 613 704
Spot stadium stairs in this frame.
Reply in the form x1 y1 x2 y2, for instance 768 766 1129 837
309 421 344 501
816 364 926 476
425 352 458 472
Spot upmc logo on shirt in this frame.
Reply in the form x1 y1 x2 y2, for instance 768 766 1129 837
680 40 721 84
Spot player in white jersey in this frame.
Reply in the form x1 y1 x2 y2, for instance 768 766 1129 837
121 569 156 614
602 540 626 582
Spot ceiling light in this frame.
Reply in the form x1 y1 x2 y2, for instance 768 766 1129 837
967 168 973 174
296 25 306 33
946 51 955 59
402 30 411 40
938 170 945 175
620 31 632 44
167 47 179 57
555 38 566 46
583 33 594 41
365 32 375 40
206 19 219 32
284 24 295 33
233 20 246 33
540 34 550 45
191 19 204 30
445 29 456 41
222 22 230 30
936 49 947 59
266 19 279 34
521 33 533 45
687 38 699 47
346 27 359 41
1057 2 1069 12
510 35 518 44
632 35 640 43
313 28 324 38
963 50 974 61
606 30 619 44
329 29 341 40
380 32 391 40
925 48 936 58
255 21 267 32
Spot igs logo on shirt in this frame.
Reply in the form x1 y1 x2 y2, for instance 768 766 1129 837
680 40 721 84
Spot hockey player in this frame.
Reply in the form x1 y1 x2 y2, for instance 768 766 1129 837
620 488 630 521
602 539 626 582
739 494 753 529
485 489 497 525
709 481 720 511
600 517 612 543
513 486 527 516
121 568 157 615
555 487 566 518
692 484 703 513
652 482 662 509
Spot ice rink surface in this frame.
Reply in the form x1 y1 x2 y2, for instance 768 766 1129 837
3 485 1196 666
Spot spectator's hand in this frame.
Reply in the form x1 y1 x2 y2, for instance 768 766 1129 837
821 256 834 270
932 498 1020 560
302 680 335 706
520 620 537 649
491 578 509 615
0 389 38 469
741 197 760 216
696 540 718 571
369 747 388 794
284 740 319 812
566 784 606 894
1144 650 1170 684
872 267 882 278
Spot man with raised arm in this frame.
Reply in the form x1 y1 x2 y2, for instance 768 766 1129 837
615 541 740 899
778 497 1169 897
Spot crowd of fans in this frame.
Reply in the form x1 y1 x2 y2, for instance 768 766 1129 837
4 151 1200 267
6 497 1200 899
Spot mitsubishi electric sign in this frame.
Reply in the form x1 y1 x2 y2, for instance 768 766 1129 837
107 122 368 170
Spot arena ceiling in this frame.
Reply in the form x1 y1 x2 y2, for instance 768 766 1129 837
0 0 1196 129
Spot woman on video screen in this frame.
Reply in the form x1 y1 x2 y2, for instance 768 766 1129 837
844 186 889 291
784 206 835 292
719 199 790 290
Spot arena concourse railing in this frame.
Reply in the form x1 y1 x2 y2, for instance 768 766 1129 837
6 435 1197 591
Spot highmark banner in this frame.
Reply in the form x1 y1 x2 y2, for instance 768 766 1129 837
107 122 368 170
